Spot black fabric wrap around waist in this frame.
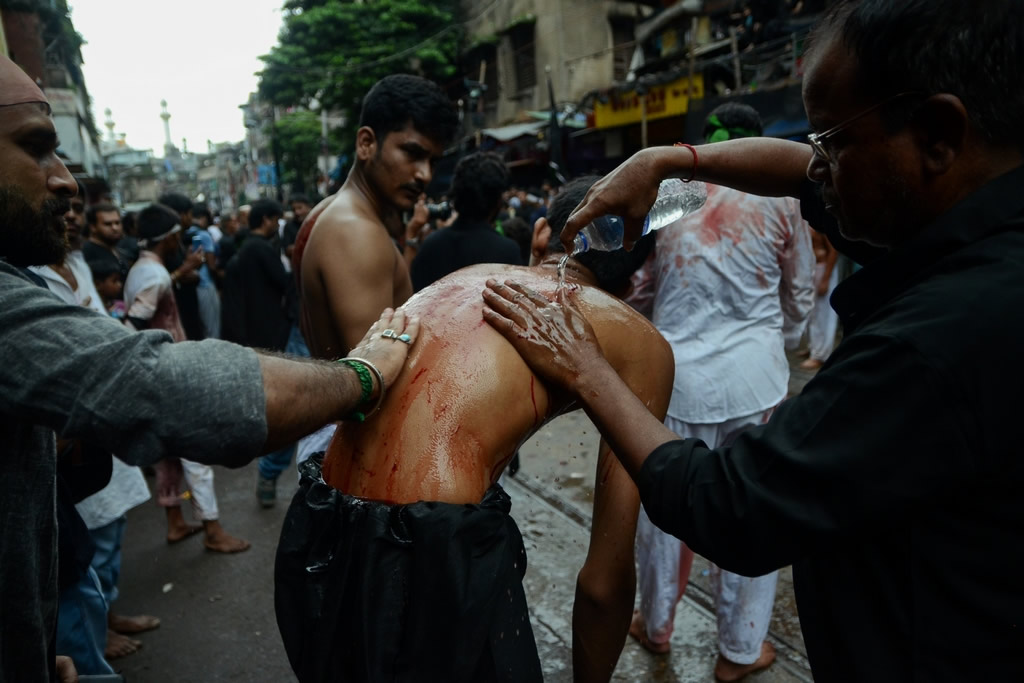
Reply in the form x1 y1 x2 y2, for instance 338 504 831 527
274 454 542 683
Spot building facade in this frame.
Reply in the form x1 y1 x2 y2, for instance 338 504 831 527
1 0 104 177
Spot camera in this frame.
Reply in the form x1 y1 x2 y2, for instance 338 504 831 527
426 201 452 221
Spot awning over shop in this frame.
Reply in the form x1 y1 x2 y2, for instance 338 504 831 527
481 120 547 141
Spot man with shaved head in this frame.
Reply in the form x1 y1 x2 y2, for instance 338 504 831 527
0 54 420 682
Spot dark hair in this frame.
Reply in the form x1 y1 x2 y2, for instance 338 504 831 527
811 0 1024 149
358 74 459 147
545 176 653 294
86 202 120 226
249 198 284 229
136 203 180 244
87 257 121 281
703 102 763 140
193 203 213 225
500 216 532 264
289 194 310 206
450 152 509 221
122 211 137 237
158 192 193 215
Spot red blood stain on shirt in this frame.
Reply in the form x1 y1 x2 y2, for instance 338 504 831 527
697 197 746 247
675 254 684 269
756 267 769 289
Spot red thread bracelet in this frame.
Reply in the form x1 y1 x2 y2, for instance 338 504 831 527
674 142 698 183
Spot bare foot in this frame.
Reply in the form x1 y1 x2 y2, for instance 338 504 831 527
799 358 824 370
628 609 671 655
714 641 776 682
166 523 203 544
105 630 141 660
796 348 811 359
109 613 160 634
203 520 251 553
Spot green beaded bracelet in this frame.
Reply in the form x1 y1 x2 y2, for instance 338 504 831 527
338 358 373 406
337 357 387 422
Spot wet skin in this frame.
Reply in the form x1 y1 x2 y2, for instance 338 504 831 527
322 263 673 505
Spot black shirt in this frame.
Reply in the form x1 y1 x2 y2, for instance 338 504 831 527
282 219 302 250
82 240 129 281
637 165 1024 682
220 232 291 351
410 217 522 292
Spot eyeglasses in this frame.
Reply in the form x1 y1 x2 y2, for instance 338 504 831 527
808 91 926 163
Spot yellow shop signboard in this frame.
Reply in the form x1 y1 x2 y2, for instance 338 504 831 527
594 75 704 129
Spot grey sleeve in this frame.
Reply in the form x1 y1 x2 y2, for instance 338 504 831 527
0 266 267 467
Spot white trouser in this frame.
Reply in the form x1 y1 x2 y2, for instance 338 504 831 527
181 459 219 521
808 263 840 361
295 423 338 468
635 411 778 664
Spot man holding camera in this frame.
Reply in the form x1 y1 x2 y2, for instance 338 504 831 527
409 151 522 292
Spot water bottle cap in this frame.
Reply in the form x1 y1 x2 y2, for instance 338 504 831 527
574 232 589 255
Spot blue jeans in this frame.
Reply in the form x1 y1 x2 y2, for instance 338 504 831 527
259 443 296 481
286 323 310 357
57 567 115 675
90 517 126 605
259 324 309 481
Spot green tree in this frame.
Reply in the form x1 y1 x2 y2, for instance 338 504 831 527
258 0 461 152
271 110 322 193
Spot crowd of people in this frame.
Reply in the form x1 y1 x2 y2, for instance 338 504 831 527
2 1 1022 682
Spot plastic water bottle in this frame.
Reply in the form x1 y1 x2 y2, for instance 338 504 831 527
570 179 708 255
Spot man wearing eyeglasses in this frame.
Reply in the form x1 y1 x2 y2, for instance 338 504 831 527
481 1 1024 681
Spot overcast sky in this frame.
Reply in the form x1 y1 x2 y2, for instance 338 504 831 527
72 0 284 155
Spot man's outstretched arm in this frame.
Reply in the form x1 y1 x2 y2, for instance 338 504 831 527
483 278 975 578
561 139 813 252
0 265 419 469
259 307 418 452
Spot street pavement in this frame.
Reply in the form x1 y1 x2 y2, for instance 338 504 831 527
110 353 819 682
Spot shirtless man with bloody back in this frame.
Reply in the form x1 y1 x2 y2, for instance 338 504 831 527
275 177 676 683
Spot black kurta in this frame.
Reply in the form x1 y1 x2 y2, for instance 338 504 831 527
410 217 522 292
637 165 1024 681
221 232 292 351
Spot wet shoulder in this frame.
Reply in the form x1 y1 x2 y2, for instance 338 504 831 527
401 264 537 317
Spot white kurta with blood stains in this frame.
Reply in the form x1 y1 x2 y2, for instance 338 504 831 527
649 184 816 423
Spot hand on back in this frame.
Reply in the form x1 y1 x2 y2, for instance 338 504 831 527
348 307 420 391
481 279 605 394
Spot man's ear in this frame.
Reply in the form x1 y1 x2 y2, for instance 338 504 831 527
530 217 552 266
914 94 968 177
355 126 378 162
